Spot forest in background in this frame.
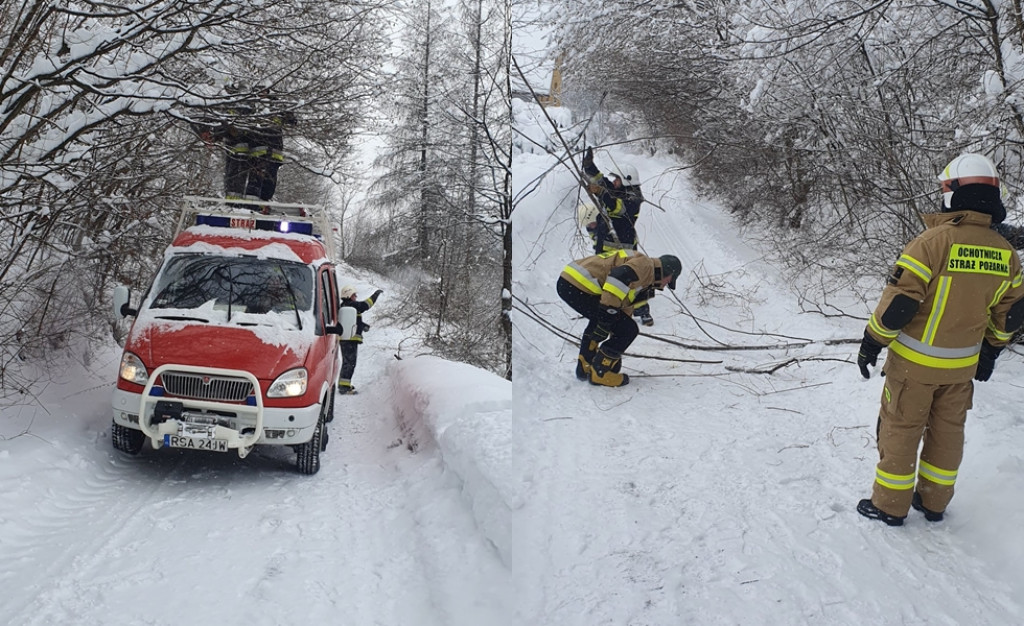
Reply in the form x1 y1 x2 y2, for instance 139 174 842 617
0 0 512 400
524 0 1024 302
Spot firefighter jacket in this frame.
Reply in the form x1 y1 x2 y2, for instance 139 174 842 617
560 250 659 316
582 161 643 252
340 290 381 343
867 210 1024 384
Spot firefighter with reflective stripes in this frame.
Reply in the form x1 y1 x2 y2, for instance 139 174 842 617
556 250 681 387
337 286 383 395
856 153 1024 526
192 82 295 205
580 147 655 326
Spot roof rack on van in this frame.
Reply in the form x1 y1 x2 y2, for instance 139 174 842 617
177 196 335 260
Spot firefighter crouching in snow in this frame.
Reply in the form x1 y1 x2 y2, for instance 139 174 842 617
337 286 383 395
856 153 1024 526
556 250 681 387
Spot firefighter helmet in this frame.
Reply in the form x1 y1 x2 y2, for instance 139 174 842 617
340 285 357 299
609 164 641 187
658 255 682 290
938 153 1000 208
576 202 599 228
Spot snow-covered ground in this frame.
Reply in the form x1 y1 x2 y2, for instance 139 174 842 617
510 98 1024 624
7 91 1024 625
0 268 519 626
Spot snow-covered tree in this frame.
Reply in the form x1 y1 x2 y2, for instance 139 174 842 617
0 0 385 397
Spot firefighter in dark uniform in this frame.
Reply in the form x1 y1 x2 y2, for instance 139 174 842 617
557 250 681 387
580 147 655 326
192 83 295 205
337 285 383 395
248 88 296 202
856 153 1024 526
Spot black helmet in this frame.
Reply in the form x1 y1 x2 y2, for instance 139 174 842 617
658 255 682 289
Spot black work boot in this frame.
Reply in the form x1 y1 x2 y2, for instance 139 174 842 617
576 339 599 381
857 499 905 526
590 349 629 387
911 491 944 522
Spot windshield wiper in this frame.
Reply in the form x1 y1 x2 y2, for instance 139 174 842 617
153 315 210 323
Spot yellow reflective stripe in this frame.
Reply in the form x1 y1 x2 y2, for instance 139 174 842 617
563 265 602 294
608 199 625 218
896 254 932 282
603 276 629 300
989 280 1011 309
889 340 980 369
599 241 632 252
921 276 951 345
988 322 1013 342
875 467 916 490
918 460 957 486
868 315 899 339
1014 271 1023 288
597 249 633 259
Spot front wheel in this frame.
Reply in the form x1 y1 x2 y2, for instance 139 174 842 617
325 385 336 423
295 401 327 475
111 421 145 455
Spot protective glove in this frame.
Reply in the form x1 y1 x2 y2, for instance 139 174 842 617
857 332 884 379
582 147 594 168
974 340 1003 382
372 289 383 301
635 286 655 303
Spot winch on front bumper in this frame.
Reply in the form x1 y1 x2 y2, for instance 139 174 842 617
138 364 265 458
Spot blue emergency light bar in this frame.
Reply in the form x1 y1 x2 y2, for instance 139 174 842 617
195 214 314 236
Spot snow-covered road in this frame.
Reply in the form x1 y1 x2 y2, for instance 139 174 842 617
0 292 518 626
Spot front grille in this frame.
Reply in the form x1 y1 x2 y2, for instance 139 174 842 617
160 371 254 402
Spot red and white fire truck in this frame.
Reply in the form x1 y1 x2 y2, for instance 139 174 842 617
110 198 353 474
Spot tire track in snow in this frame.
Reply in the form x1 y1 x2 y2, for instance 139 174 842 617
2 447 205 625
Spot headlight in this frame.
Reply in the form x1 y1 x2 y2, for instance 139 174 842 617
119 352 149 385
268 368 308 398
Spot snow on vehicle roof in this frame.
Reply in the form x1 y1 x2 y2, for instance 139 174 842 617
169 225 330 265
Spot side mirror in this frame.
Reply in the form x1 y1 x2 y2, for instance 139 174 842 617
113 285 137 318
327 307 356 339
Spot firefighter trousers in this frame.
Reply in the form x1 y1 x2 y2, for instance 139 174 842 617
871 373 973 517
556 277 638 357
338 341 359 389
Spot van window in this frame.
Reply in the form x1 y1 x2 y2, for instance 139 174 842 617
150 254 313 314
318 269 337 327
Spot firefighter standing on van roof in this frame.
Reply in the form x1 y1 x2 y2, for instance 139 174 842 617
856 153 1024 527
192 82 295 205
337 286 383 395
580 147 655 327
556 250 681 387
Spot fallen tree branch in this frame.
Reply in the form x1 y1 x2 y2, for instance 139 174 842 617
724 356 851 375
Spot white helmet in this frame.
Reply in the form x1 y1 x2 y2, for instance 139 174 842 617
340 285 357 299
610 164 640 187
576 202 598 228
938 153 1000 208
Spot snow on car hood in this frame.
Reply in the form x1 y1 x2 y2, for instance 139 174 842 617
128 312 318 380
